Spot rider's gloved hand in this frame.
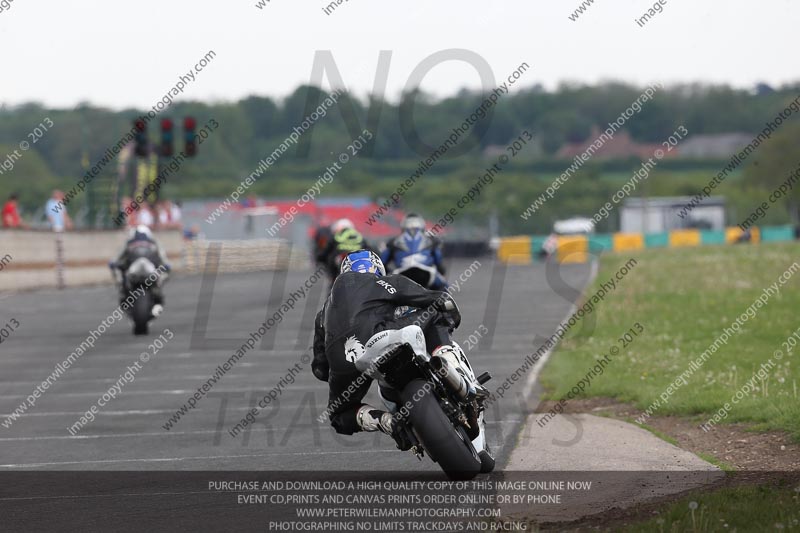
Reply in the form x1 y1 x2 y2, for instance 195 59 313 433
108 261 117 270
163 263 172 273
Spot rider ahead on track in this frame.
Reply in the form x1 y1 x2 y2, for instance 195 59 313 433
381 214 447 290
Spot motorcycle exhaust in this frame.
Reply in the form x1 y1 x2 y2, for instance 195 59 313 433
430 356 475 401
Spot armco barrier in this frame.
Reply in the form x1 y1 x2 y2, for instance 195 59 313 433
589 234 613 255
644 232 669 248
700 230 726 245
500 225 797 263
556 235 588 264
668 229 701 248
181 239 306 274
612 233 644 253
725 227 759 243
0 229 183 291
497 236 532 264
761 225 795 242
0 230 306 291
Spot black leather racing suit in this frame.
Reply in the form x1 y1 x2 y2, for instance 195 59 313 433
311 272 459 435
114 238 169 304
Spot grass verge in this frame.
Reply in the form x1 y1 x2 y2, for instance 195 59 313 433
539 242 800 439
620 481 800 532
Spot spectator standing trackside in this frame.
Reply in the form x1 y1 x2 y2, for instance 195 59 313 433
157 200 172 229
156 200 183 230
170 200 183 229
118 196 136 228
44 190 71 290
45 190 73 232
2 193 24 228
138 203 155 228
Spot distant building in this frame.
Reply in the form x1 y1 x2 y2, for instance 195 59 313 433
621 196 726 233
483 138 543 158
182 197 407 243
482 145 507 159
677 133 753 158
557 127 677 160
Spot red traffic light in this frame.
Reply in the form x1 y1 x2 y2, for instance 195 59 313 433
183 116 198 157
133 119 148 157
161 118 174 131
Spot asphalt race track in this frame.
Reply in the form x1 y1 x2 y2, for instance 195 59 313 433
0 259 591 472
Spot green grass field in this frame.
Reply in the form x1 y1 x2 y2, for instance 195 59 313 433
539 242 800 439
620 482 800 533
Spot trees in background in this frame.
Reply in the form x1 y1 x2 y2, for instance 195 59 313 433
0 81 797 233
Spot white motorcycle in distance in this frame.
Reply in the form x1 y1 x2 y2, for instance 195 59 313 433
112 257 165 336
539 217 595 259
391 253 443 289
354 309 494 480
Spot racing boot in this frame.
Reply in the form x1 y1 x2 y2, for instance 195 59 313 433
356 405 412 451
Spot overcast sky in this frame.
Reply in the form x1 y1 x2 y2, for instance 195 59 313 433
1 0 796 109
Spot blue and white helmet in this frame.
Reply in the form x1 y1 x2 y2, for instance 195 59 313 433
402 213 425 236
340 249 386 277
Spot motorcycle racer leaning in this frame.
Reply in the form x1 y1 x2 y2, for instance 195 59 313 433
110 225 170 309
381 213 448 290
316 218 370 284
311 250 477 450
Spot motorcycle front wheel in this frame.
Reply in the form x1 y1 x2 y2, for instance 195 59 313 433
400 379 481 480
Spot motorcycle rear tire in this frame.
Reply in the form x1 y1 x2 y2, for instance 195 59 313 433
132 290 151 336
400 379 481 480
